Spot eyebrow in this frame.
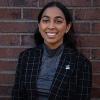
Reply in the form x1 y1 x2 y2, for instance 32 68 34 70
41 15 65 20
41 15 49 19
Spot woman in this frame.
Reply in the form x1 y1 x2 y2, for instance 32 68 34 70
12 1 92 100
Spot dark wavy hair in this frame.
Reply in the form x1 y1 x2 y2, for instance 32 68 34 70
34 1 76 49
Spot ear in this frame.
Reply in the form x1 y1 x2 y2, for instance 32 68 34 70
66 23 71 33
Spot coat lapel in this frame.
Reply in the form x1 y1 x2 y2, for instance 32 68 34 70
26 46 43 89
48 46 76 98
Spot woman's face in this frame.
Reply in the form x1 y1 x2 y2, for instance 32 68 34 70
38 7 71 49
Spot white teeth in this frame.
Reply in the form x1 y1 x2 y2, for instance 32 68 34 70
47 33 56 37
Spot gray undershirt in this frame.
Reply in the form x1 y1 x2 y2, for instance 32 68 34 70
37 44 64 100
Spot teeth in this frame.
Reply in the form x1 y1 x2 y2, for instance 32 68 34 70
47 33 56 37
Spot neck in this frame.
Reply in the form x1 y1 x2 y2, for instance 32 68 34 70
44 41 63 49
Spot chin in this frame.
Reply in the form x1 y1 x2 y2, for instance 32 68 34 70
46 40 57 44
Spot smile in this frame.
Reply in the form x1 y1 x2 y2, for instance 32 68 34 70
46 32 57 37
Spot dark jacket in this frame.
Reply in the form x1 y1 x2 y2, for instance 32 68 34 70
12 44 92 100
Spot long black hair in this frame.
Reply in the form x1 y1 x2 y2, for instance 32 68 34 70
34 1 76 49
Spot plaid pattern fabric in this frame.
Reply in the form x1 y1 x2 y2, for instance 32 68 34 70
12 45 92 100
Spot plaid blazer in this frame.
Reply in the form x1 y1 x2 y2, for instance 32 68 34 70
12 44 92 100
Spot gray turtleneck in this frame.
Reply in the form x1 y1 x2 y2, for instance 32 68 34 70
37 44 64 100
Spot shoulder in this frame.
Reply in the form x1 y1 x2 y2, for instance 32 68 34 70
68 48 92 72
74 50 92 69
19 45 43 59
64 46 91 66
75 50 91 66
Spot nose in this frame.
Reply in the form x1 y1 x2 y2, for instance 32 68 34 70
48 21 55 29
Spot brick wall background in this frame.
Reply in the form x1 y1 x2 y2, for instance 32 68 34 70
0 0 100 100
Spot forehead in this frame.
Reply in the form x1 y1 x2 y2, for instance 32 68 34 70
42 7 65 18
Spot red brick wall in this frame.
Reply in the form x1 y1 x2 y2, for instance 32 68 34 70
0 0 100 99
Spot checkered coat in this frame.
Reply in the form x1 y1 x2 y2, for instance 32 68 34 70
12 44 92 100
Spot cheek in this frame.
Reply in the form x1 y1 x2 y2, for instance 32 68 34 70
38 24 46 38
57 25 66 38
59 26 66 33
59 23 67 30
39 23 47 32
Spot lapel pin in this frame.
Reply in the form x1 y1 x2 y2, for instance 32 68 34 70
65 65 70 70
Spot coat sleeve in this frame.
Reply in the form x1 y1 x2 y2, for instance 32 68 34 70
12 51 27 100
75 55 92 100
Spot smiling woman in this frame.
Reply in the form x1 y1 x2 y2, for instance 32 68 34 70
38 7 71 49
12 1 92 100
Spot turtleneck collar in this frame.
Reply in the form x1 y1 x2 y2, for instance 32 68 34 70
43 44 64 57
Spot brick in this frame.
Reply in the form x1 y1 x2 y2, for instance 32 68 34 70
0 35 20 46
39 0 55 7
0 8 21 20
21 35 35 46
92 49 100 60
39 0 91 7
0 0 99 99
92 88 100 98
75 8 100 20
78 48 91 59
0 74 14 85
92 61 100 73
13 0 38 7
76 36 100 47
0 22 37 33
23 9 40 20
0 61 16 71
0 0 13 6
92 23 100 34
62 0 91 7
74 23 90 33
93 0 100 7
93 75 100 88
0 0 38 7
0 48 25 59
0 86 12 96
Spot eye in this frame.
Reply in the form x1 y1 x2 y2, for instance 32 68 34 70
41 19 49 23
55 17 65 24
56 20 63 24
